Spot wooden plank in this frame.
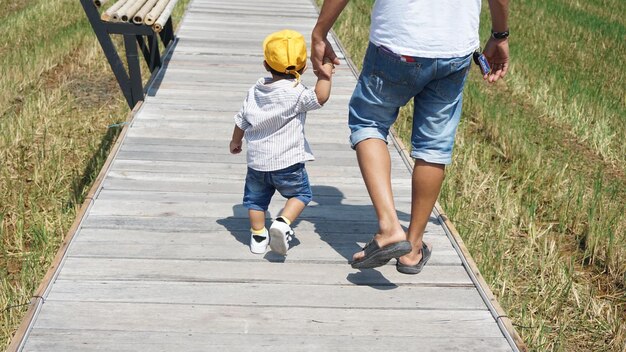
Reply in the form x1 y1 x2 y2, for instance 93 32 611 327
120 135 356 147
150 82 356 95
46 280 481 309
100 178 392 195
67 241 460 265
129 115 350 127
79 215 445 236
187 5 318 14
116 143 366 160
99 177 414 201
150 73 356 90
110 152 407 170
57 257 472 286
108 159 410 177
102 169 409 187
122 129 351 142
67 229 459 264
23 329 513 352
150 89 355 102
125 126 360 143
30 302 502 337
87 198 415 221
95 188 411 205
113 149 371 164
110 156 407 174
102 170 410 187
153 71 354 86
180 16 317 28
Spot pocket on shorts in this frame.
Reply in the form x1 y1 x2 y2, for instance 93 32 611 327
273 164 307 198
435 56 471 101
245 168 267 193
365 46 419 106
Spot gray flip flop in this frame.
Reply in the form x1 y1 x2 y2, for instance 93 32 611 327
351 239 412 269
396 242 431 275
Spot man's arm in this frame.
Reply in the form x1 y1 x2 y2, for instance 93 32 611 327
489 0 508 32
311 0 349 79
483 0 509 83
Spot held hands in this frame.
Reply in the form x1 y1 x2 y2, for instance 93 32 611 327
318 57 336 78
311 34 340 79
482 36 509 83
229 140 242 154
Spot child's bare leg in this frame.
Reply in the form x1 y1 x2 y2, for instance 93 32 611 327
249 209 266 231
277 198 306 224
249 209 269 254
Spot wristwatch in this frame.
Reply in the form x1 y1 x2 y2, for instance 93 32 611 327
491 29 510 40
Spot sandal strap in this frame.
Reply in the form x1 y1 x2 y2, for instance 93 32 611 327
362 239 380 256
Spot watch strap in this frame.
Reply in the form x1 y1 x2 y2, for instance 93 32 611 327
491 29 510 39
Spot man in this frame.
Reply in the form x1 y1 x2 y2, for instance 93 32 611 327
311 0 509 273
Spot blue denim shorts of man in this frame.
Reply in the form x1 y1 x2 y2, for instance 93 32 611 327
243 163 312 211
349 42 473 165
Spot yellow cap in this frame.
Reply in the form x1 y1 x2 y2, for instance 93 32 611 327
263 29 307 82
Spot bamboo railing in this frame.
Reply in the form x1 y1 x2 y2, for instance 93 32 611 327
98 0 179 32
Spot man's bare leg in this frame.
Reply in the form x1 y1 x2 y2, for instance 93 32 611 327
399 159 445 265
352 138 407 262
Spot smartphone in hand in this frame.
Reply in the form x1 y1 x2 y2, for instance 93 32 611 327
473 50 491 75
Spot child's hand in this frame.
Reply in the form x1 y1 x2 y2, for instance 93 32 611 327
230 140 242 154
314 57 335 105
319 57 335 77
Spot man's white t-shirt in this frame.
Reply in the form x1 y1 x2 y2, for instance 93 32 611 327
369 0 481 58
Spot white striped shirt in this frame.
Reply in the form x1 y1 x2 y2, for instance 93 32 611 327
234 77 322 172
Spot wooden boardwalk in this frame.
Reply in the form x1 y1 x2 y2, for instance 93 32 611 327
11 0 523 350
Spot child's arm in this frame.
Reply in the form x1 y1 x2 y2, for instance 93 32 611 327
230 125 244 154
314 59 335 105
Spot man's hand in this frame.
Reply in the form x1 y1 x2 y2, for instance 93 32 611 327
482 37 509 83
230 140 242 154
311 0 349 78
311 34 340 79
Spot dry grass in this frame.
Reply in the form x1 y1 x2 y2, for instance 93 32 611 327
1 0 189 348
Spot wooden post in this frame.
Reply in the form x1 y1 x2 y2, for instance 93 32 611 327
124 35 144 105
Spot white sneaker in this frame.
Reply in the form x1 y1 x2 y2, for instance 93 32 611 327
250 229 269 254
269 219 294 255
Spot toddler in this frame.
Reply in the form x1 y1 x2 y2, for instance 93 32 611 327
229 29 334 255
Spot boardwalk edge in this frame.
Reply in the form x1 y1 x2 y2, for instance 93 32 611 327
6 101 143 352
387 118 528 352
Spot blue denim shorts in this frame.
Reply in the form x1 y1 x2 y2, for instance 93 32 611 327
243 163 312 211
349 43 472 165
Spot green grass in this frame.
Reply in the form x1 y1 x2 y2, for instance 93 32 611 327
322 0 625 350
0 0 190 348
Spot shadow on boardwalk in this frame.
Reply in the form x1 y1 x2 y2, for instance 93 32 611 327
217 184 440 289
